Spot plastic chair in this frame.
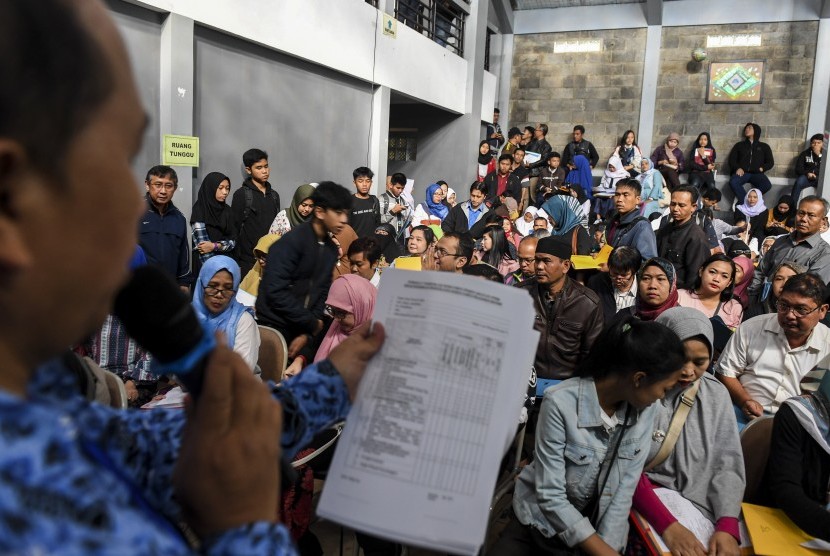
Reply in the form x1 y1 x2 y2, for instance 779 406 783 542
257 325 288 383
81 356 128 409
740 414 774 504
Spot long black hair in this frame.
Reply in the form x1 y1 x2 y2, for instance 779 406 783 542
481 226 512 267
692 253 736 302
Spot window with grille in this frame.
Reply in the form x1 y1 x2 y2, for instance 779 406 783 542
388 130 418 162
394 0 466 57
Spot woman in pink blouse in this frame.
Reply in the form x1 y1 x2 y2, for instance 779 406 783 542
677 254 744 328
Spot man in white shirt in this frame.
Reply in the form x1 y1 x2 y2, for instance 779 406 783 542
379 172 412 249
717 273 830 426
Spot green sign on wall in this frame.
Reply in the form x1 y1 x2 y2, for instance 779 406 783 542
162 134 200 167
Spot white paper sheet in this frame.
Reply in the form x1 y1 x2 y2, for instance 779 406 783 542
802 538 830 551
318 269 537 555
651 488 751 552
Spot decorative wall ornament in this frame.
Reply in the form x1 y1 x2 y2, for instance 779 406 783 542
706 60 765 104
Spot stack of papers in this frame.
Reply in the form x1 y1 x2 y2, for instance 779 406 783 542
318 269 538 555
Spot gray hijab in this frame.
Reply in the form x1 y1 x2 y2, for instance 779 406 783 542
650 308 746 522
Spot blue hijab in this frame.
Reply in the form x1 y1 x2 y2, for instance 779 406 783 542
192 255 253 348
423 183 449 220
541 195 583 236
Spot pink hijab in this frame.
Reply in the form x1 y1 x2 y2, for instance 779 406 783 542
732 255 755 308
313 275 377 362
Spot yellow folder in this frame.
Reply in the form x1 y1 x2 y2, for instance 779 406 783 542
570 244 612 271
741 503 828 555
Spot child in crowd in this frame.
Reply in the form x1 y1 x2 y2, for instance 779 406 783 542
232 148 280 276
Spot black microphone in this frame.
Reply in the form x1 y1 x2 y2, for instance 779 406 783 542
113 265 297 485
113 265 213 399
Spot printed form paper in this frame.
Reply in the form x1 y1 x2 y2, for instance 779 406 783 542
318 269 538 555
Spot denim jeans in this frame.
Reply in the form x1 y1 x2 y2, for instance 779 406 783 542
729 173 771 204
791 175 816 202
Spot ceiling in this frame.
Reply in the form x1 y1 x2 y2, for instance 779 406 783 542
511 0 642 9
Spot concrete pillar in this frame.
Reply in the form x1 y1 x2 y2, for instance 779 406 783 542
494 33 515 130
637 25 662 154
368 85 391 193
463 0 490 178
811 2 830 199
159 13 195 220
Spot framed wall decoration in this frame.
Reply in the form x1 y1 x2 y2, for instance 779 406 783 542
706 60 765 104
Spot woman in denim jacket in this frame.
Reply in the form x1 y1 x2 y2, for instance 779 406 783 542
491 316 685 555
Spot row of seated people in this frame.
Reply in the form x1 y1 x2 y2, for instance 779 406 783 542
485 121 823 210
83 167 830 554
79 177 827 545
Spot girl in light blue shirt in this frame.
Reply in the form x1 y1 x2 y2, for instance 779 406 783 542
491 316 685 555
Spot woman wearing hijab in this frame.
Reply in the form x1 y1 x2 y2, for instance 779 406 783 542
477 140 496 183
190 172 237 271
595 154 630 220
541 195 591 255
565 150 594 203
446 188 457 207
614 258 679 322
236 233 280 308
733 188 766 225
630 308 745 556
730 254 755 309
764 370 830 541
516 206 538 236
412 183 449 226
650 132 685 192
749 194 795 242
373 223 403 265
269 183 315 236
313 275 377 363
687 132 717 192
192 255 260 372
637 158 664 218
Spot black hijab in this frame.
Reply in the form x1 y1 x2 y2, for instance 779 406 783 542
478 140 493 165
191 172 236 241
373 223 403 263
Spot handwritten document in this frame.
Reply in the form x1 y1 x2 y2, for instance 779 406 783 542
318 269 538 555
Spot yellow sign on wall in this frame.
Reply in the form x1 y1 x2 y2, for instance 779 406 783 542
162 134 199 167
382 13 397 38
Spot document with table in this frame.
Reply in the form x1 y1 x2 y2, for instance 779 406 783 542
318 269 538 555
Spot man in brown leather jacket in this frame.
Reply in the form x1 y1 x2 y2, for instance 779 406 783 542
516 235 604 383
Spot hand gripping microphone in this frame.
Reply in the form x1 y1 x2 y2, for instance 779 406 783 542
113 264 297 485
113 265 215 399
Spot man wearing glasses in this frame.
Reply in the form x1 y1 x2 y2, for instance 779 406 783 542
749 196 830 295
432 232 474 273
717 273 830 428
140 165 191 290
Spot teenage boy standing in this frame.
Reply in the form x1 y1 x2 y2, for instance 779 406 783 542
232 148 280 275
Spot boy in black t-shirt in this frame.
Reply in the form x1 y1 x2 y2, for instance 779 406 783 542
349 166 380 238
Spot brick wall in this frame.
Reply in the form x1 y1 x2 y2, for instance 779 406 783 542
510 22 819 180
655 22 818 180
510 28 647 161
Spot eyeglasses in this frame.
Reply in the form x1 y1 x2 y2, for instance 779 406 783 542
325 305 350 320
775 300 821 318
435 247 462 258
204 286 236 298
148 181 176 190
519 257 535 265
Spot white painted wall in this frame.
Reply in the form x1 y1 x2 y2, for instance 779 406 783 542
481 70 498 123
129 0 468 113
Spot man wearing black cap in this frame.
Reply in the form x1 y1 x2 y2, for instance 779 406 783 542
516 236 604 386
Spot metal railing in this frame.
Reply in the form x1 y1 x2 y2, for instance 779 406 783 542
395 0 465 57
